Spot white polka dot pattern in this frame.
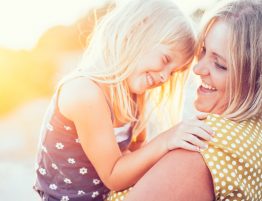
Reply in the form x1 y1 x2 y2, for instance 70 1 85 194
106 188 132 201
201 114 262 201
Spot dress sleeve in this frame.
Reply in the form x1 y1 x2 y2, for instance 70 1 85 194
200 114 262 201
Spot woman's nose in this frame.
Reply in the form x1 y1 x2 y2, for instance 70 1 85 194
193 60 209 76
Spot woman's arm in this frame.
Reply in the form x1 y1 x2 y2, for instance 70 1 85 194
125 149 215 201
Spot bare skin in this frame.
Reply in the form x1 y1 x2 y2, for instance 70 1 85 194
125 149 215 201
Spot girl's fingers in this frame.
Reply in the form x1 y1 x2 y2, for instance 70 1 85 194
188 127 213 141
184 133 208 149
179 141 200 152
188 120 215 136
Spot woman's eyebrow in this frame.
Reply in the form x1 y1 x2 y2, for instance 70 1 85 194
213 52 227 63
203 40 227 64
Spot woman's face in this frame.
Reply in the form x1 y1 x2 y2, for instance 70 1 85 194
194 20 230 114
127 44 188 94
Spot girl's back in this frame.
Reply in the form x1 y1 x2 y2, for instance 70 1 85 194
34 78 132 201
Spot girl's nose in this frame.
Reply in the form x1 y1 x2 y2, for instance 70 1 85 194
159 68 172 83
159 72 168 83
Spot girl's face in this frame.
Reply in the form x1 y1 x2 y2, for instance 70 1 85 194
127 44 188 94
194 20 230 114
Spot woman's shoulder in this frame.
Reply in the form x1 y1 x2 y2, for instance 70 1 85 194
58 77 109 120
201 113 261 200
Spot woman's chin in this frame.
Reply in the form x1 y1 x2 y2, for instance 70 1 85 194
194 101 210 113
194 101 225 116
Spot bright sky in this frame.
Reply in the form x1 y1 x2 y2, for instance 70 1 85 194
0 0 215 50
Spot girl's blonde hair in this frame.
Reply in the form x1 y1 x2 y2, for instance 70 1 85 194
196 0 262 121
62 0 196 136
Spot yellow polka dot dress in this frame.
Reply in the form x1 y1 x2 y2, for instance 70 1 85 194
105 188 131 201
201 114 262 201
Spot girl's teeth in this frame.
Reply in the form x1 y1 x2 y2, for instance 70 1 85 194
201 82 216 91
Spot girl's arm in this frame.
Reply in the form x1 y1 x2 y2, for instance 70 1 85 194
59 78 214 191
125 149 215 201
128 129 147 151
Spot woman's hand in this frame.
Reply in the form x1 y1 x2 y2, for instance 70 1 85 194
163 118 215 152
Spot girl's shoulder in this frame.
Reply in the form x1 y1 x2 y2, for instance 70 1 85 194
58 77 110 121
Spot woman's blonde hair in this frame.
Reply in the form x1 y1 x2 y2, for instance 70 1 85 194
62 0 196 135
196 0 262 121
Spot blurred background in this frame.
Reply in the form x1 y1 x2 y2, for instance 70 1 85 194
0 0 218 200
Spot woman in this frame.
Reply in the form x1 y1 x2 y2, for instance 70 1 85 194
124 0 262 200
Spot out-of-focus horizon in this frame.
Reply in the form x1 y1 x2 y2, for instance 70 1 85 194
0 0 217 50
0 0 218 117
0 0 218 200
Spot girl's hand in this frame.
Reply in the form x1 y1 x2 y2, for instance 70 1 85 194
163 118 215 152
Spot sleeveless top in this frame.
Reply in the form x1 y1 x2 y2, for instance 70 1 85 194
34 81 133 201
201 114 262 201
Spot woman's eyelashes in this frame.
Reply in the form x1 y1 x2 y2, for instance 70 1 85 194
214 62 227 70
214 57 227 70
200 45 227 71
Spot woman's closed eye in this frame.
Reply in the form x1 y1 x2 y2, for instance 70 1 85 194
214 62 227 70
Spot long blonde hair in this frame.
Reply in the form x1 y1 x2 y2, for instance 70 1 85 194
196 0 262 121
62 0 196 135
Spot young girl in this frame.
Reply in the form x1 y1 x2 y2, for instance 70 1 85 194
34 0 214 200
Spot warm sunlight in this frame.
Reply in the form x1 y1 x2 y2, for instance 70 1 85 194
0 0 215 50
1 0 221 200
0 0 107 49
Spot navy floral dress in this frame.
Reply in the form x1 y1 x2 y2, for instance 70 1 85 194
34 85 132 201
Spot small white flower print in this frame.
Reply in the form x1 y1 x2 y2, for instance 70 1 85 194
34 163 39 170
49 184 57 190
51 163 58 170
93 179 100 185
75 138 80 143
39 168 46 175
64 178 72 184
42 145 47 153
60 196 69 201
67 158 76 164
79 167 88 175
55 142 64 150
47 123 54 131
77 190 85 195
91 191 99 198
64 125 72 131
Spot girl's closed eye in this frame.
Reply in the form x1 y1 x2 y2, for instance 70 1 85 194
162 55 171 64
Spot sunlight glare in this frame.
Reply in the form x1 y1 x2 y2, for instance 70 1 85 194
0 0 107 50
0 0 215 50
